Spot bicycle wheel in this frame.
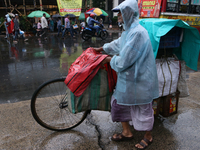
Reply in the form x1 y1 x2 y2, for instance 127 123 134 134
31 78 90 131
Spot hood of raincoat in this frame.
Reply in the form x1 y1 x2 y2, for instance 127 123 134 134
113 0 139 30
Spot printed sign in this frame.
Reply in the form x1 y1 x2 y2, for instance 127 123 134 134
56 0 82 16
191 0 200 5
138 0 162 18
180 0 189 5
167 0 179 3
160 15 200 26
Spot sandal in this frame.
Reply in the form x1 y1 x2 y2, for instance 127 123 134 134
135 138 153 150
111 133 134 142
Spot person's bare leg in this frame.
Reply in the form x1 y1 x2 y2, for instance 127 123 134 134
112 122 133 138
135 131 153 149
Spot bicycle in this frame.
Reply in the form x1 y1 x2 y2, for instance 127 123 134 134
31 78 91 131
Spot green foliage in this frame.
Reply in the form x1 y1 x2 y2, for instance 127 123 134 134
112 16 118 25
93 0 106 10
0 17 5 32
19 16 32 31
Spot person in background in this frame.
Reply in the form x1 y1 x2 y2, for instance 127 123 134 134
4 18 9 39
36 20 42 36
57 17 62 36
40 13 48 40
99 18 103 24
13 14 26 42
80 20 85 33
108 17 112 29
93 0 159 149
71 19 78 35
62 15 74 38
49 16 54 32
86 16 90 26
88 13 101 35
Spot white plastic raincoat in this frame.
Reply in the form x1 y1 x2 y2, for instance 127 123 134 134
103 0 159 106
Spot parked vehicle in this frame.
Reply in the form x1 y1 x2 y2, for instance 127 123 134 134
81 24 108 41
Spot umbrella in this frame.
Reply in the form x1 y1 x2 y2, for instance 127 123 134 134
27 10 50 18
52 14 62 18
64 14 76 18
86 8 108 16
78 13 86 20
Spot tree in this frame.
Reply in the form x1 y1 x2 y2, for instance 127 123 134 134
92 0 106 10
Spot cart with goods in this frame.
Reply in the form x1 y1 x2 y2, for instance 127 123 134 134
140 19 200 117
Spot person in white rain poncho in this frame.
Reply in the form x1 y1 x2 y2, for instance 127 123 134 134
94 0 159 149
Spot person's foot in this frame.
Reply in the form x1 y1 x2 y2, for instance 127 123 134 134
4 36 7 39
111 132 133 142
135 137 153 149
24 39 28 42
13 40 18 43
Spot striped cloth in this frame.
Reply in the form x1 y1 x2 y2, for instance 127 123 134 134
67 69 112 114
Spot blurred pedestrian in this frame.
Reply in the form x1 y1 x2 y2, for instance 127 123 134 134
49 16 54 32
57 17 62 36
40 13 48 40
108 17 112 29
62 15 74 38
99 18 103 24
4 18 9 39
36 20 42 36
71 20 78 35
13 14 26 42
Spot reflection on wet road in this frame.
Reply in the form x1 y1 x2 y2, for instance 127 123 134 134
0 33 120 103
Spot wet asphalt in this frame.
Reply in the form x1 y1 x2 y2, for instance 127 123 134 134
0 30 200 150
0 31 121 104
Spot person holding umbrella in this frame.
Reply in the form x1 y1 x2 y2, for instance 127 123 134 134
62 14 74 38
57 17 62 36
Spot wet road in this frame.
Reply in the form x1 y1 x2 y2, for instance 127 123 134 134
0 32 121 103
0 31 200 150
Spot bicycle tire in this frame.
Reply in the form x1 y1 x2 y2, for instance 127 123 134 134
31 78 90 131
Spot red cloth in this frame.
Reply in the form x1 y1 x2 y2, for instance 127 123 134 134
103 63 117 93
7 20 14 34
65 47 117 97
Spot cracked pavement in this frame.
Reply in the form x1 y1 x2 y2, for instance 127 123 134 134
1 71 200 150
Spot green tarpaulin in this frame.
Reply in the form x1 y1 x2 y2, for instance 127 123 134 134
139 18 200 71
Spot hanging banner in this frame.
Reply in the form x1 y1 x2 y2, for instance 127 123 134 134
138 0 162 18
56 0 82 16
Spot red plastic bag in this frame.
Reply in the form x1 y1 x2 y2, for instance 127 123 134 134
65 48 108 97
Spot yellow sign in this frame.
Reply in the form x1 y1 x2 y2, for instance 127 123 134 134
56 0 82 16
160 15 200 26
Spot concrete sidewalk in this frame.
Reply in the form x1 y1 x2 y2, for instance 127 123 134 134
0 72 200 150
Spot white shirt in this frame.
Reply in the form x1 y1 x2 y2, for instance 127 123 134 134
41 16 48 29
